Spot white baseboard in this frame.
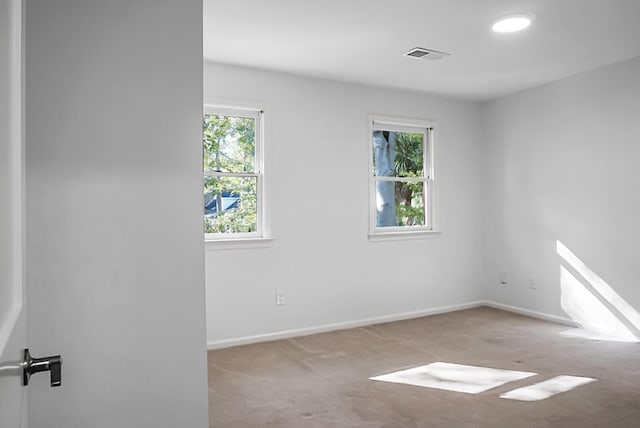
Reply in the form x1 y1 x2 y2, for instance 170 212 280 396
482 300 578 327
207 300 577 350
207 301 486 350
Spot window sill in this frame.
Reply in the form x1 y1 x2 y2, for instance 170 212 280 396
205 236 274 251
368 229 441 242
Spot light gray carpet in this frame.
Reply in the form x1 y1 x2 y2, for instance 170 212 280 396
208 307 640 427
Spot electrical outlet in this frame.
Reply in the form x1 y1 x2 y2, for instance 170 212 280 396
276 290 285 306
528 280 536 290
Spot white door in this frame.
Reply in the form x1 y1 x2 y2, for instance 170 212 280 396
20 1 208 426
0 0 27 426
2 1 208 426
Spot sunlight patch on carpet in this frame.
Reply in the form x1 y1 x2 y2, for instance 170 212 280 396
500 375 597 401
559 327 639 343
369 362 537 394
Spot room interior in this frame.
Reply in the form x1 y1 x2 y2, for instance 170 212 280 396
203 1 640 350
202 1 640 426
6 0 639 426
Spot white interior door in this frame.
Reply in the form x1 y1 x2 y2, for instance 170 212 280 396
21 1 208 426
1 1 207 425
0 0 27 427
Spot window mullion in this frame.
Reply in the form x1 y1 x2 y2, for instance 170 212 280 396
204 171 258 178
374 176 426 183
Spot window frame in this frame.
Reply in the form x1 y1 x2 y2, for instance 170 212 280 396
203 105 266 242
368 115 439 241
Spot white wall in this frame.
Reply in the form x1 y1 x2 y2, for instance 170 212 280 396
204 62 484 346
482 56 640 323
25 1 208 427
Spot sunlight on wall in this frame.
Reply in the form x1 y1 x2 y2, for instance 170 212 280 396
557 240 640 343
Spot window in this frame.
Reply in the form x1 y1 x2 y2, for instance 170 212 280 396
203 106 264 240
369 116 437 239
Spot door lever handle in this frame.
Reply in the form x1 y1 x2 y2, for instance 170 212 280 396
22 348 62 387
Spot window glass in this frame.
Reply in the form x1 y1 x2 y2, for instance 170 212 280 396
372 131 424 178
204 176 257 233
203 115 255 173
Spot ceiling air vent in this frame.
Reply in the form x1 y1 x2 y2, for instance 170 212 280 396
403 47 450 61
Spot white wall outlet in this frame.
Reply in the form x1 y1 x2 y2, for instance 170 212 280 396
499 272 508 285
276 290 285 306
528 280 537 290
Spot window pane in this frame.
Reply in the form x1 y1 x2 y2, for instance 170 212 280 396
203 114 255 174
375 180 424 227
372 130 423 178
204 176 257 233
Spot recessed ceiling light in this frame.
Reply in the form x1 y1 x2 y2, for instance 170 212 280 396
492 13 535 33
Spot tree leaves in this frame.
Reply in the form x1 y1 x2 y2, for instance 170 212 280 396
203 114 255 173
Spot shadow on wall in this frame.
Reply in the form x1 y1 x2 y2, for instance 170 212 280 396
557 240 640 343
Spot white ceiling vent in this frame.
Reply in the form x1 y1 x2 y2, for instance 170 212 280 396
403 47 450 61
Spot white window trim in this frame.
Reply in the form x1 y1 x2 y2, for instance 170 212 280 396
368 115 440 241
205 236 275 251
203 104 271 243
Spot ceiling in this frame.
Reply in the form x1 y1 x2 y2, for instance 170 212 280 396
203 0 640 102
